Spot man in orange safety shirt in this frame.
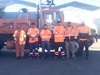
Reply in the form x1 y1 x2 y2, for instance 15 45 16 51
27 22 39 59
53 21 65 59
77 22 91 59
40 24 52 59
65 22 79 59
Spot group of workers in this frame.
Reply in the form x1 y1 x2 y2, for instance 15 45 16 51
13 21 91 59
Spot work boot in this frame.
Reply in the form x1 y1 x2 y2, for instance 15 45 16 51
61 56 66 59
77 56 82 59
35 56 40 59
29 54 33 59
35 52 39 57
48 56 52 59
86 57 90 60
20 56 24 60
72 57 77 59
66 56 70 59
16 57 20 59
54 56 58 59
48 53 52 59
41 56 45 60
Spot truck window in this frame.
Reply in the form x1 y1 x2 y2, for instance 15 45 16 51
46 14 52 23
46 12 61 23
55 12 61 21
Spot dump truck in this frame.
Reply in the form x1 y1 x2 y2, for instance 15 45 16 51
0 0 94 50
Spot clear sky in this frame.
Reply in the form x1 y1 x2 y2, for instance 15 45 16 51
3 0 100 31
4 0 100 12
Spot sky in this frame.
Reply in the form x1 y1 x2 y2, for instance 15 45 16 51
4 0 100 12
24 0 100 6
3 0 100 31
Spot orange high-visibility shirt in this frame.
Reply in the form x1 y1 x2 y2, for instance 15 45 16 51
74 27 79 39
27 28 39 43
78 25 91 41
65 26 75 36
13 30 26 45
53 25 65 42
40 29 51 41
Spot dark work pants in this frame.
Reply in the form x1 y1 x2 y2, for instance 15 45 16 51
29 42 38 53
78 40 89 58
55 42 65 52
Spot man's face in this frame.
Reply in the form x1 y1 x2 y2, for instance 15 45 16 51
68 24 71 26
44 25 48 29
31 25 35 28
17 25 21 30
81 22 85 26
67 22 71 26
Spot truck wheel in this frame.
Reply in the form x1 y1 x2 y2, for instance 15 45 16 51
6 40 15 50
0 39 4 50
88 37 94 47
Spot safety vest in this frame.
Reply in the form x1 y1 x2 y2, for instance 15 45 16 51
40 29 51 41
78 25 91 41
53 25 65 42
74 27 79 39
65 26 75 41
27 28 39 43
65 26 75 36
13 30 26 45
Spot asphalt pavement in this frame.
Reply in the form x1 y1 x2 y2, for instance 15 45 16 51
0 48 100 75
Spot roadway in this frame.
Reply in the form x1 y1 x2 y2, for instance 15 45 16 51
0 47 100 75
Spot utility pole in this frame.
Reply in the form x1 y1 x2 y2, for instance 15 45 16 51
39 0 43 29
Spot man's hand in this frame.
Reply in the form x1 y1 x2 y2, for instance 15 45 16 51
14 38 17 41
43 36 49 41
78 40 80 42
35 34 39 37
87 39 90 42
44 38 48 41
28 35 32 38
32 37 36 40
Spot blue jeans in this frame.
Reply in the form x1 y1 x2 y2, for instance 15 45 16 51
41 41 50 57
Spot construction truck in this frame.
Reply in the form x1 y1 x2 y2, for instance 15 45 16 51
0 0 94 50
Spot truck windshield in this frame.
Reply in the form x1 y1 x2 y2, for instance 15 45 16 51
46 12 61 23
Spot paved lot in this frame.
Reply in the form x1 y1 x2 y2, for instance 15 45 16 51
0 48 100 75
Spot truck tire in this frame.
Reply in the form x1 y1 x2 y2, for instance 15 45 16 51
88 37 94 47
6 40 15 49
0 39 4 50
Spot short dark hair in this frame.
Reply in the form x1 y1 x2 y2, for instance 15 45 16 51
31 22 35 25
67 21 71 24
44 24 47 26
57 21 61 23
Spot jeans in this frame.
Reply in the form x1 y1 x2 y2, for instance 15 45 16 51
41 41 50 57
